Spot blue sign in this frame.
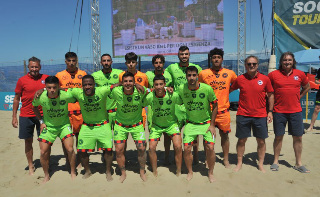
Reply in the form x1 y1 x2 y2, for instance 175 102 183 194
0 92 22 111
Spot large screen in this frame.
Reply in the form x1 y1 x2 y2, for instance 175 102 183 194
112 0 224 57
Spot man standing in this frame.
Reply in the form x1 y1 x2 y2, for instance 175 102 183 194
231 56 274 173
166 46 202 163
146 54 173 164
269 52 310 173
110 72 148 183
56 52 87 167
12 56 49 175
144 75 182 177
178 66 218 183
68 75 114 180
32 76 76 184
199 48 237 168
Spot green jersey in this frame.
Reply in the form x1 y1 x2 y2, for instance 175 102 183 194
110 86 147 125
32 90 76 128
144 91 179 127
177 83 217 123
68 86 111 124
92 69 123 110
145 70 173 88
166 63 202 90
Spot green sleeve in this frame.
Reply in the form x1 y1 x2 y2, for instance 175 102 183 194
67 88 80 99
207 86 217 103
99 85 111 96
32 96 41 107
65 91 76 103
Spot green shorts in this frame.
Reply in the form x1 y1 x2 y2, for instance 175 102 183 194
175 105 186 129
107 110 116 129
77 123 113 152
37 124 73 146
147 105 153 129
183 123 215 146
149 123 180 141
113 121 146 144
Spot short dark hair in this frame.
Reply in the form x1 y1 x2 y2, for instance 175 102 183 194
125 52 138 61
153 75 166 83
185 66 198 74
209 48 224 59
45 76 59 85
152 54 165 64
101 53 112 61
65 52 77 59
245 55 259 65
28 56 41 64
82 75 95 83
179 46 189 52
279 51 296 71
122 71 135 80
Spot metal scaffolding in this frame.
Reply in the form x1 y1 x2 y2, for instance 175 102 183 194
237 0 246 76
91 0 101 71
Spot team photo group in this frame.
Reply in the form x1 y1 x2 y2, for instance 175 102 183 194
12 46 311 184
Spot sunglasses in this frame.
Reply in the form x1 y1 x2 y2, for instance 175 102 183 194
247 63 257 66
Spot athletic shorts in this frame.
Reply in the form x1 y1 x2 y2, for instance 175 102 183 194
147 105 153 129
37 124 73 145
68 113 83 134
273 112 304 137
18 116 40 139
183 122 215 146
316 91 320 105
107 110 116 130
77 122 113 152
175 105 186 129
149 123 180 141
215 111 231 133
236 115 268 139
113 121 146 144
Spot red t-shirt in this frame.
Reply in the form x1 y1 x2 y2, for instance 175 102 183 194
231 72 274 117
268 69 309 113
15 73 49 117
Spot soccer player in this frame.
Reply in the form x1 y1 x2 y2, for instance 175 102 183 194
56 52 87 168
110 72 148 183
68 75 114 180
12 56 49 175
32 76 76 184
146 54 173 165
268 52 310 173
166 46 202 163
144 75 182 177
177 66 218 183
231 56 274 173
199 48 237 168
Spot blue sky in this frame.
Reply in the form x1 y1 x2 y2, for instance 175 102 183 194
0 0 272 62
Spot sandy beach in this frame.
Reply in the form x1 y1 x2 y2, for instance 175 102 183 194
1 110 319 197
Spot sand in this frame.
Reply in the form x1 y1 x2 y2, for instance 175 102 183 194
1 110 319 197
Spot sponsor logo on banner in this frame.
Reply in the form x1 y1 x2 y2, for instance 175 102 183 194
1 93 22 111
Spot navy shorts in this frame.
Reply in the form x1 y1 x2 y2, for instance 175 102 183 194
236 115 268 139
19 116 41 139
273 112 304 137
316 91 320 105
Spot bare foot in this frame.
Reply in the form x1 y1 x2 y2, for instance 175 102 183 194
258 165 266 173
208 173 216 183
153 170 158 177
71 173 76 180
29 165 35 176
224 160 231 169
82 171 92 179
140 173 147 182
233 164 242 172
176 169 181 177
41 176 50 184
186 172 193 181
119 174 126 183
106 173 113 181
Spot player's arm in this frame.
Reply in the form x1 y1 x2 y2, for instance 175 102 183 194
32 100 47 133
135 83 145 94
315 78 320 85
267 92 274 124
12 93 21 128
300 83 310 98
207 100 218 137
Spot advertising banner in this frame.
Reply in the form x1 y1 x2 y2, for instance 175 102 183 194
0 92 21 111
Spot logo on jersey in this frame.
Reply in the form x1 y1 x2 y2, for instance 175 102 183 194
166 99 172 105
41 129 47 134
113 74 118 79
79 139 83 145
52 101 57 106
77 75 83 79
114 131 118 136
95 95 100 101
184 93 189 98
59 100 66 105
192 93 196 98
137 77 142 83
222 73 228 78
165 78 169 83
294 76 299 80
159 101 164 105
127 97 132 102
41 80 45 84
88 98 93 103
199 93 205 99
134 95 140 101
257 80 263 85
62 76 68 80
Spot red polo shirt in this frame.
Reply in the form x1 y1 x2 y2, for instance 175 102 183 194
231 72 274 117
15 73 49 117
268 69 309 113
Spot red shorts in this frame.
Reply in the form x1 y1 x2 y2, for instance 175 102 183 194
68 113 83 134
215 111 231 133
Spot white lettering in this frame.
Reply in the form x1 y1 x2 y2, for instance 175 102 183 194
293 1 320 14
4 95 14 103
305 1 317 13
293 2 304 14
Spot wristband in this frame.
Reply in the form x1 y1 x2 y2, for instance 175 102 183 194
268 110 273 113
39 119 44 124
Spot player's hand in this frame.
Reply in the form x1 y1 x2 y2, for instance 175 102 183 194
207 125 216 138
166 87 174 93
267 112 273 124
12 116 18 128
40 123 47 134
34 89 44 99
135 84 145 93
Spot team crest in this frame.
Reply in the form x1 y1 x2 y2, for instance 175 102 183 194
257 80 263 85
114 131 118 136
41 80 45 84
59 100 66 105
134 95 140 101
113 74 118 79
199 93 205 99
42 129 47 134
166 99 172 105
127 97 132 102
78 139 84 145
192 94 196 98
222 73 228 78
88 98 93 103
159 101 164 105
294 76 299 80
165 78 169 83
95 95 100 101
78 75 83 79
137 77 142 83
52 101 57 106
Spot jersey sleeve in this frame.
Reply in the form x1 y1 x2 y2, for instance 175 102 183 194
109 86 119 100
67 88 80 100
165 72 173 87
265 78 274 93
198 71 204 83
64 91 76 103
230 70 237 83
197 65 202 73
118 72 124 83
32 95 42 107
301 72 309 86
207 87 217 104
99 86 111 96
143 93 152 106
14 78 23 94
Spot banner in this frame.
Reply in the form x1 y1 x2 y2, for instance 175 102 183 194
112 0 224 57
0 92 21 111
275 0 320 63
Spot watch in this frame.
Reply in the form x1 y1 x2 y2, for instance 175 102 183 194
39 119 44 124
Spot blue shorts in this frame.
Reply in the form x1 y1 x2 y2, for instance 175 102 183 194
273 112 304 137
236 115 268 139
19 116 40 139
